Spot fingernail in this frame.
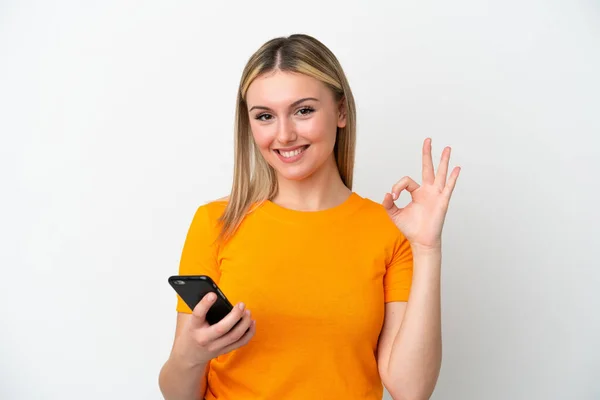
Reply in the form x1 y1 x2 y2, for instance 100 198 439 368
392 192 398 200
207 293 216 302
238 302 245 310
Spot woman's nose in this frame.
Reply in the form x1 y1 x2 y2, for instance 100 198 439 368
276 117 297 144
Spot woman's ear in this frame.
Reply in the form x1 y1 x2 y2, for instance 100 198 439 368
337 97 347 128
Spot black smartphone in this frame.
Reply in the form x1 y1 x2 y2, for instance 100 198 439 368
168 275 234 325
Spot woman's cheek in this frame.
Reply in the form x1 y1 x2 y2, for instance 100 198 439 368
295 117 322 141
251 125 273 150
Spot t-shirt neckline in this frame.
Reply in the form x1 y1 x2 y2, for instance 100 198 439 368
258 192 364 223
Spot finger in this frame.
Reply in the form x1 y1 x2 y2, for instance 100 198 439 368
205 302 247 340
434 146 451 188
382 192 399 212
443 166 461 199
210 309 253 350
218 320 256 355
391 176 420 200
190 292 217 328
422 138 435 184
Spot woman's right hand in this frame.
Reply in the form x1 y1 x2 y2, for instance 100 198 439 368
173 292 256 366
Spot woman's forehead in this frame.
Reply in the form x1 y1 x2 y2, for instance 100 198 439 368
246 71 330 108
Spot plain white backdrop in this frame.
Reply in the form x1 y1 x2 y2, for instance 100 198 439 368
1 1 599 399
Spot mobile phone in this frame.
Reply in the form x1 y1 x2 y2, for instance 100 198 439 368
168 275 234 325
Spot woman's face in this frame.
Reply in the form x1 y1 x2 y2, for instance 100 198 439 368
245 70 346 182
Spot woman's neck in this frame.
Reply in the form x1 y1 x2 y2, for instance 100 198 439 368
272 156 351 211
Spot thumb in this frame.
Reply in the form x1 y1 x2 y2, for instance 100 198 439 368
382 192 399 213
190 292 217 328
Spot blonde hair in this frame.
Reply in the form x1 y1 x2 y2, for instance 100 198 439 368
218 34 357 241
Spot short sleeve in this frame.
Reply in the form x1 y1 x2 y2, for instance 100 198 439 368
384 233 414 303
176 204 222 313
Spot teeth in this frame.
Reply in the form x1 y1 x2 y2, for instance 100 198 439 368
280 147 306 158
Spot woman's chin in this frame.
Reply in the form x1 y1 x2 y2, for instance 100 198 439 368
269 154 334 183
273 166 316 182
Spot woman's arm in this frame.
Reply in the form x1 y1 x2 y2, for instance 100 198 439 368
379 138 460 399
159 314 209 400
378 246 442 400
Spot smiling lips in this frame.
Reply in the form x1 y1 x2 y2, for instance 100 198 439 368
274 145 309 163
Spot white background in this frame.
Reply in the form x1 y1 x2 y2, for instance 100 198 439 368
1 1 599 399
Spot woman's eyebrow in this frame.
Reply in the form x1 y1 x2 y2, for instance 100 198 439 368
248 97 320 112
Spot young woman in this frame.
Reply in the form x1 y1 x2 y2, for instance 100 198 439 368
159 34 460 400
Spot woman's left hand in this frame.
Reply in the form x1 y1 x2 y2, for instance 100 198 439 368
382 138 461 251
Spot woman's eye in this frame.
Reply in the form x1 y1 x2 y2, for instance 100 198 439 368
296 107 314 116
256 114 272 121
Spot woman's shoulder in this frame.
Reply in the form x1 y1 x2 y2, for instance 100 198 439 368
192 195 229 224
353 193 404 234
353 193 388 215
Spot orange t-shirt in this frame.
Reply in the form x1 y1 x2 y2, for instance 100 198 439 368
176 192 413 400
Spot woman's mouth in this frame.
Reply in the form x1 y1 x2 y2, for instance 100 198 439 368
274 145 309 163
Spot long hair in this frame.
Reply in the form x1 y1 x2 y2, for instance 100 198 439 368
218 34 357 241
